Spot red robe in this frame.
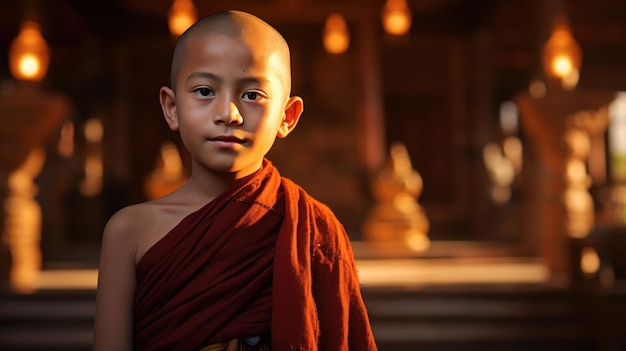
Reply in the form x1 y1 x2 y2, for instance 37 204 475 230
134 159 377 350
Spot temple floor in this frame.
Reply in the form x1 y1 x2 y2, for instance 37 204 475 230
31 255 550 291
1 241 625 351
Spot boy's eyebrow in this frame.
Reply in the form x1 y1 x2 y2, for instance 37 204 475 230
238 76 271 86
187 71 270 86
187 71 222 82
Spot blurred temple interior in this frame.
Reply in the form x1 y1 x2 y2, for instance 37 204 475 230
1 0 626 350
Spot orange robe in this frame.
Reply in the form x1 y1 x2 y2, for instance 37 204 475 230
134 159 377 350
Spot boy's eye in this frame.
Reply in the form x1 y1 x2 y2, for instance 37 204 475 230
194 88 214 97
242 92 259 101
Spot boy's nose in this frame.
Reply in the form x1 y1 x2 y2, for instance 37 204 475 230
214 100 243 125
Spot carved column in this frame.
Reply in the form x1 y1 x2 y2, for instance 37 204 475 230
0 82 69 291
514 88 613 278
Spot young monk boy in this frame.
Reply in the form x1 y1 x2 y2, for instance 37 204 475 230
93 9 377 351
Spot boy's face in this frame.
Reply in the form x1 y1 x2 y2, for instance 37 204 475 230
164 32 301 179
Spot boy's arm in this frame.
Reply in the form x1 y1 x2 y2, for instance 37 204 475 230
93 208 138 351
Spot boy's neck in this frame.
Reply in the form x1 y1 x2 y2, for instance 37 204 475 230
184 161 264 200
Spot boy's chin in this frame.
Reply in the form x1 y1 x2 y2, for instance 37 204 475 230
207 159 263 178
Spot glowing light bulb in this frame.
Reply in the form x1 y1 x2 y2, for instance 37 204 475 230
381 0 412 35
542 15 582 88
9 20 50 82
323 13 350 54
168 0 198 37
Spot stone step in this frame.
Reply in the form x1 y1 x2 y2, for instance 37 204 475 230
0 289 95 351
0 284 600 351
362 286 598 351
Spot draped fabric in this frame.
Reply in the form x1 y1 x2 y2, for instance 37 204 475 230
134 159 377 351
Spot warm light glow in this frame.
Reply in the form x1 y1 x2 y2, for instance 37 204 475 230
160 141 184 182
529 79 546 99
483 142 515 204
168 0 198 37
323 13 350 54
19 55 41 77
552 55 573 77
608 92 626 183
57 120 75 157
566 159 587 184
85 157 103 179
381 0 412 35
563 126 594 238
144 141 188 200
503 136 523 174
9 20 50 82
565 128 590 160
542 15 582 88
80 118 103 196
580 246 600 275
84 118 103 143
356 259 550 287
80 156 103 196
561 69 580 90
36 269 99 290
406 231 429 252
5 148 46 292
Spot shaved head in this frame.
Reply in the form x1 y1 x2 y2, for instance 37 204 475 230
169 10 292 95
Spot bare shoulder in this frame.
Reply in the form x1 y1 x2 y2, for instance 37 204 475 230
107 193 206 264
104 204 144 233
103 202 157 241
100 203 155 260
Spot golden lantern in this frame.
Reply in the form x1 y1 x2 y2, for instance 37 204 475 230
168 0 198 37
542 15 582 88
9 20 50 82
323 13 350 54
381 0 412 36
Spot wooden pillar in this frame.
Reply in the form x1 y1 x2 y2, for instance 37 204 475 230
355 11 386 174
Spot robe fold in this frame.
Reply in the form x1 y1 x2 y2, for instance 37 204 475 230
134 159 377 351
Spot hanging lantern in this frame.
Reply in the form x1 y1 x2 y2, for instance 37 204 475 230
168 0 198 37
9 20 50 82
542 15 582 88
323 13 350 54
381 0 412 36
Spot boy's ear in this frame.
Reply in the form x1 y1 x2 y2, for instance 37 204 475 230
277 96 304 138
160 86 179 131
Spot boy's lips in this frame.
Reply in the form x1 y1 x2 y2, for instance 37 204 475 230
209 135 247 146
211 135 244 142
